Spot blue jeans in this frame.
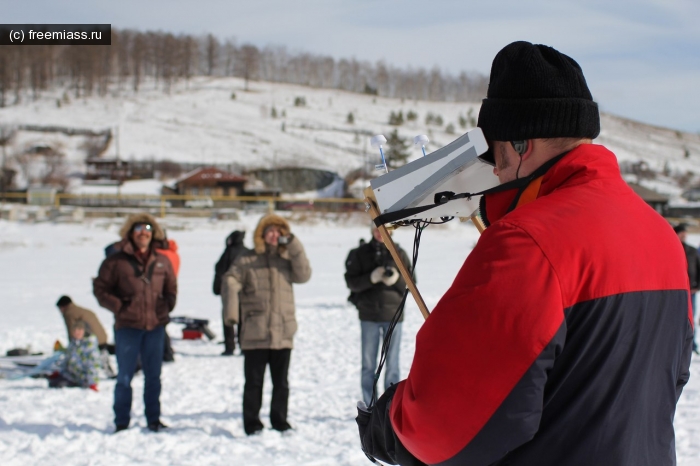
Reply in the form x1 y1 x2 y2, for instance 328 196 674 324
114 326 165 427
361 321 402 405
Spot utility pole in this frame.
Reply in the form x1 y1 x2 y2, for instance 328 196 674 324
115 125 120 161
115 125 122 200
0 126 11 199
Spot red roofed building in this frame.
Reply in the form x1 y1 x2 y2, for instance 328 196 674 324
174 167 247 197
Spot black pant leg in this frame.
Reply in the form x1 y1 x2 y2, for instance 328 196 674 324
243 349 269 434
268 349 292 430
162 329 174 362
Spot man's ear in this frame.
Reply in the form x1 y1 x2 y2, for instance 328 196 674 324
511 140 527 155
512 139 534 160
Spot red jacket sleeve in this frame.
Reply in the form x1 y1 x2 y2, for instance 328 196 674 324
390 221 565 464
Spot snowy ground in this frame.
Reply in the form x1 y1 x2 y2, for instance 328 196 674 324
1 212 699 465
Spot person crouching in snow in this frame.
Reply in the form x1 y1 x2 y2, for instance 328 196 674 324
48 320 100 391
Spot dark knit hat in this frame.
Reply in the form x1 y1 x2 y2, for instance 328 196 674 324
477 41 600 164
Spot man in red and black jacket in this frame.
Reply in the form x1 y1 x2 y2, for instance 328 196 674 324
357 41 693 466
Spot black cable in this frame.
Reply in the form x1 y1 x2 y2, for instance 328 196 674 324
369 221 425 408
515 152 524 179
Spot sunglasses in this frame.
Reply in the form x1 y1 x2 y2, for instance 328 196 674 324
133 223 152 232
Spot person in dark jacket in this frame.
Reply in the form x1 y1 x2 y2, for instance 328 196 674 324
675 222 700 353
357 41 692 466
213 230 248 356
104 234 178 363
94 213 177 433
345 226 411 405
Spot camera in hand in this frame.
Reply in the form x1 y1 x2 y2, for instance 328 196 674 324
278 235 290 245
375 246 392 276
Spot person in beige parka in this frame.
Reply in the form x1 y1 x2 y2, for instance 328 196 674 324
222 213 311 435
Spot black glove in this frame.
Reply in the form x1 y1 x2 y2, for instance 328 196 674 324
356 384 398 464
99 343 116 355
356 400 381 464
356 384 426 466
356 400 372 443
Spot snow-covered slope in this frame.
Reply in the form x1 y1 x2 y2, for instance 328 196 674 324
2 77 698 187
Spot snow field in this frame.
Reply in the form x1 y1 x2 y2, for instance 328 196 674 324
0 213 475 465
0 214 699 465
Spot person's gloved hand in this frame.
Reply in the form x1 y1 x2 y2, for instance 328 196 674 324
382 267 400 286
224 318 238 327
370 267 385 284
356 400 372 451
356 384 412 465
89 384 98 392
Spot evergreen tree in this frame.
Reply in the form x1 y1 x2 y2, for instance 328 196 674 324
467 108 476 127
385 129 410 168
459 114 467 129
388 110 404 126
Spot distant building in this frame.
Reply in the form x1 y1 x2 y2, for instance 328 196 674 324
682 188 700 202
85 158 125 181
27 186 57 205
85 158 155 182
627 183 669 215
1 167 17 191
175 167 247 197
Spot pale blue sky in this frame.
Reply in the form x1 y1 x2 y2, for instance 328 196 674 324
3 0 699 132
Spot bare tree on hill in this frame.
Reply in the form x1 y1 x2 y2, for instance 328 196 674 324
205 34 219 76
238 44 260 91
222 39 237 77
0 27 488 104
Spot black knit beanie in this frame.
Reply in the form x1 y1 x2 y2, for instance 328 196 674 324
477 41 600 162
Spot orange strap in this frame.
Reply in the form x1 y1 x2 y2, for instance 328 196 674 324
516 176 544 209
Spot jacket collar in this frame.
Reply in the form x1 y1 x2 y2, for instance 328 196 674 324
480 144 619 226
119 238 155 264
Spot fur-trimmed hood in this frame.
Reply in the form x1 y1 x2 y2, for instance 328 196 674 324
118 213 166 241
253 214 290 254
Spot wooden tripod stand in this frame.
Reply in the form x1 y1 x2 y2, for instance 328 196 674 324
363 187 485 321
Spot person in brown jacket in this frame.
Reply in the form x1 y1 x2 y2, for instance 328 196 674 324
56 296 108 346
222 214 311 435
93 213 177 433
